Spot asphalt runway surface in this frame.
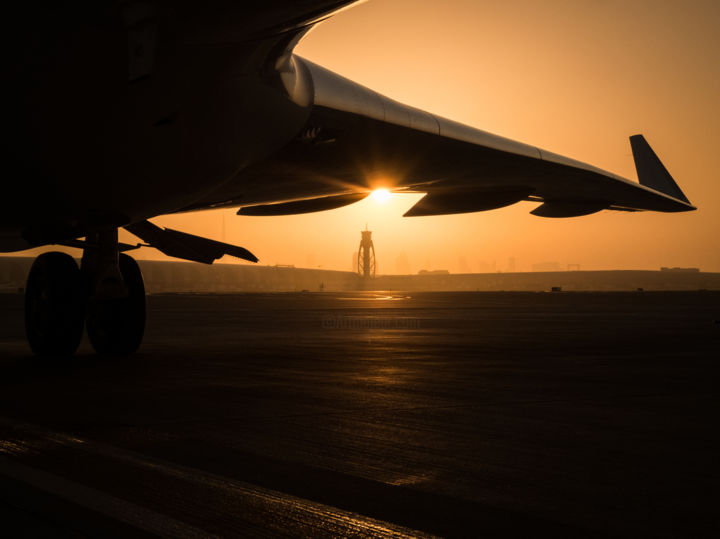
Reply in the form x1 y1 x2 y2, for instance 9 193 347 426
0 291 718 537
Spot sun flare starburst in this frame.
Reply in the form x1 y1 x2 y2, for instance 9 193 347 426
370 189 392 204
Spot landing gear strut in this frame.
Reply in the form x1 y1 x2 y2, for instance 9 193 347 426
85 252 145 355
23 228 146 356
82 229 145 355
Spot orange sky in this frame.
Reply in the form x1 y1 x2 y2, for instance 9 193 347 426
26 0 720 273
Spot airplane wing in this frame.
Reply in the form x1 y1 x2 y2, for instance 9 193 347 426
205 56 694 219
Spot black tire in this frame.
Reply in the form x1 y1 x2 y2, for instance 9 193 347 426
25 252 86 356
86 253 146 355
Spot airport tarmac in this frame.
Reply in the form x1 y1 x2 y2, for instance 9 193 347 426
0 291 718 537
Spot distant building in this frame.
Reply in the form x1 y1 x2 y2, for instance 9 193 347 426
419 269 450 275
532 261 562 272
661 267 700 273
508 257 516 273
476 260 496 273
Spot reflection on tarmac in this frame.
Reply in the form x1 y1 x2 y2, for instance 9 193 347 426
0 291 718 536
336 293 412 300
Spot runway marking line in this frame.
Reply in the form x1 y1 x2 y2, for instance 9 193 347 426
0 417 435 538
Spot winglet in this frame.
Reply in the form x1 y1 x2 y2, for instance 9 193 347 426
629 135 690 204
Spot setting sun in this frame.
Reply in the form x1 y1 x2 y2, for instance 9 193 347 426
370 189 392 204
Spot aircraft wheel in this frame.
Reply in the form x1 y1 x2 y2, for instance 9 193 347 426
25 252 86 356
87 253 146 355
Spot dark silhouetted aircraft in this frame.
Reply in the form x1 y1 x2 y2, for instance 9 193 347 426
2 1 694 356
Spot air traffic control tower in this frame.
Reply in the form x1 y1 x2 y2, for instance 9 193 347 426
357 226 376 278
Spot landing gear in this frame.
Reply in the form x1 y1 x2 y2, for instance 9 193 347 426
23 228 147 356
25 252 86 356
86 253 145 355
82 229 145 356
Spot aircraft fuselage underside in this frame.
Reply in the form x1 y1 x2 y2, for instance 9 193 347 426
2 2 327 252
